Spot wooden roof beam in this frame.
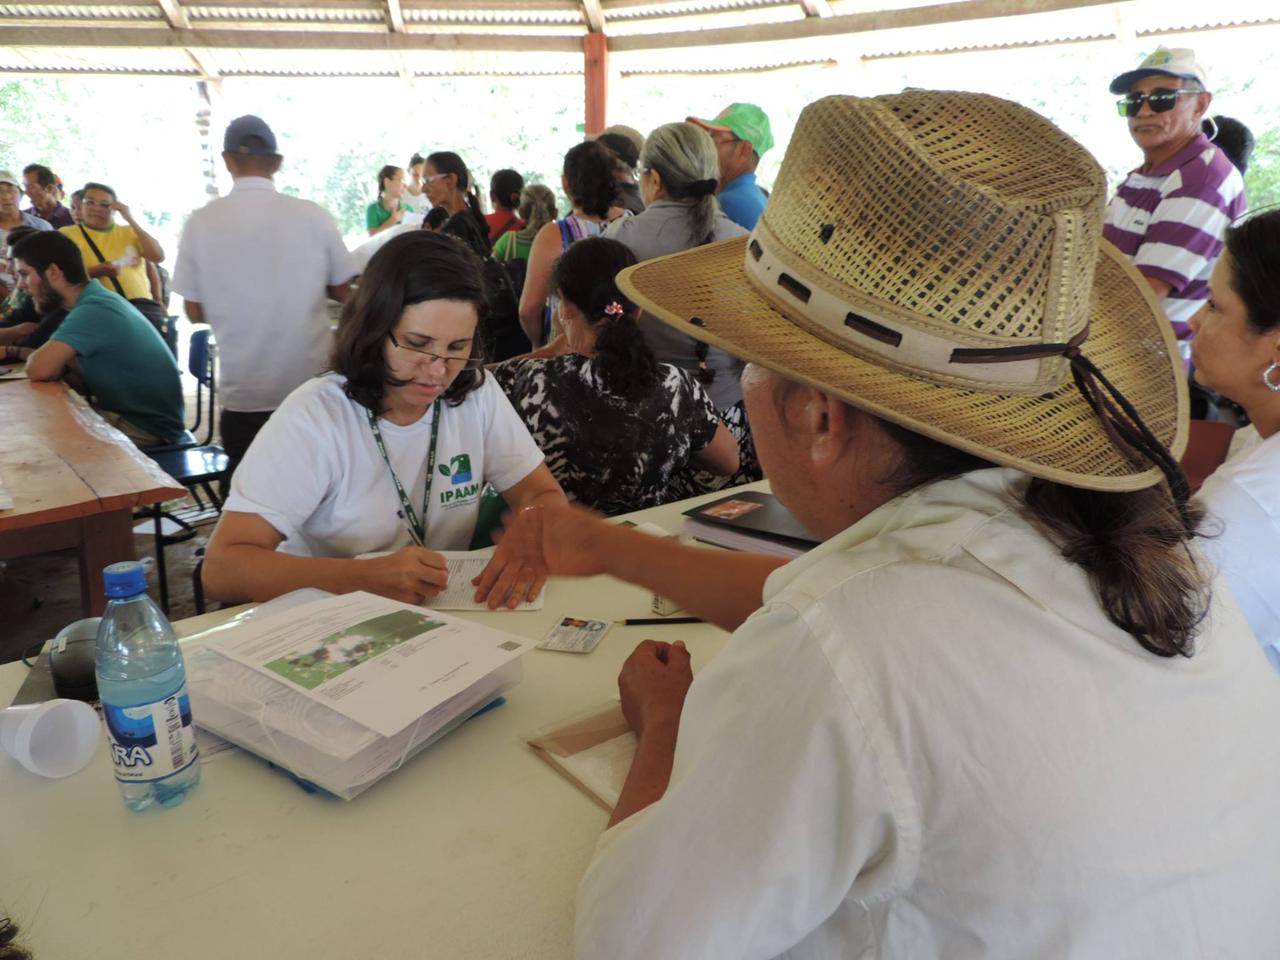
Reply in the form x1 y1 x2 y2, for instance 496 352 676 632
0 25 583 53
609 0 1121 51
154 0 224 82
156 0 191 30
581 0 605 33
185 47 221 80
385 0 405 33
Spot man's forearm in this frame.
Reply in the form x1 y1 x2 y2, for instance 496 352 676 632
600 526 785 632
125 217 164 262
609 714 680 827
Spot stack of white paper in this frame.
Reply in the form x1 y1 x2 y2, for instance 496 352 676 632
185 590 533 799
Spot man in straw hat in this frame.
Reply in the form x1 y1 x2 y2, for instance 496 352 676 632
495 91 1280 956
1104 46 1245 342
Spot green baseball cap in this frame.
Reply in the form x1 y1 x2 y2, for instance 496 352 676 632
687 103 774 157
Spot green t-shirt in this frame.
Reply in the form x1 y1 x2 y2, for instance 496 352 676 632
365 200 396 230
52 283 185 443
493 227 535 261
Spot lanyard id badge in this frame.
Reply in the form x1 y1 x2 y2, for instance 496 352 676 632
365 400 440 547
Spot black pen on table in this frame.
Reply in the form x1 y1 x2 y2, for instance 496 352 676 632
619 616 704 626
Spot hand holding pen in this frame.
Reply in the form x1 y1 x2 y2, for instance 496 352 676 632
357 546 449 605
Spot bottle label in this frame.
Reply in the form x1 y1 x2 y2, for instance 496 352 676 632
103 682 199 783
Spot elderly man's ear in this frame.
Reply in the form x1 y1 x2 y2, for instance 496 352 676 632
793 387 878 469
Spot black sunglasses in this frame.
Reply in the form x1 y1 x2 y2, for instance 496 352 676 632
1115 88 1199 118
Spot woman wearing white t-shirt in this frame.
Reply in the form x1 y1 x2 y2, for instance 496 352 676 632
202 230 566 608
1189 209 1280 669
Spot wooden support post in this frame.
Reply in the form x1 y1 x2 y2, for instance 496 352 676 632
584 32 608 136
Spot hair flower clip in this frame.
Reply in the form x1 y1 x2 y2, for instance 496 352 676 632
604 301 625 318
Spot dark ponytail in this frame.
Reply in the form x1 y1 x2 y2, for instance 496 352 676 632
553 237 658 399
426 150 490 242
877 419 1208 658
490 169 524 212
376 164 402 197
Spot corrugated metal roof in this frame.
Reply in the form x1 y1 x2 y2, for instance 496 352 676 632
0 3 158 18
405 4 584 25
185 5 385 25
607 4 802 35
603 0 790 19
0 0 1276 76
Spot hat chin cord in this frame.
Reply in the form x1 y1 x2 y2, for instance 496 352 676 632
1062 346 1192 513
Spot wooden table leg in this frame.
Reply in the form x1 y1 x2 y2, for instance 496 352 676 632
78 509 136 616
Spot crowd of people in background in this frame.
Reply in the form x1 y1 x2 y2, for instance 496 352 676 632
3 42 1280 957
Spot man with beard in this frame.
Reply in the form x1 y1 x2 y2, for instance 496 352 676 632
11 231 184 446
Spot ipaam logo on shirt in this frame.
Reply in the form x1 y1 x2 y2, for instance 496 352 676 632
439 454 472 485
438 453 479 507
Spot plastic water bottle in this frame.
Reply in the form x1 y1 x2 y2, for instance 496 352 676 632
95 561 200 810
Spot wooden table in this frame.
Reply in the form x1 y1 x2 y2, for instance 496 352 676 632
0 380 186 614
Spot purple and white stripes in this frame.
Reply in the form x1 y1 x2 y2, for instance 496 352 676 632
1104 133 1246 336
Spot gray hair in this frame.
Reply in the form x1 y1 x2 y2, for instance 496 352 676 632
640 122 721 247
518 183 557 234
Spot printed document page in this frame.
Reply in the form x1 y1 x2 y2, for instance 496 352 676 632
206 591 532 738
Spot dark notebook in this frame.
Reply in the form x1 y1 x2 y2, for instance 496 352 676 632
682 491 819 556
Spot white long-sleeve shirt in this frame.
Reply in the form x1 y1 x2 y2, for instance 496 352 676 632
576 468 1280 959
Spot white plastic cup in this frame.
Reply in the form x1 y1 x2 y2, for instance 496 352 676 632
0 699 101 778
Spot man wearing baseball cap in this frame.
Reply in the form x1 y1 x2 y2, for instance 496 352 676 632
172 114 356 488
687 103 773 230
1103 46 1245 341
0 170 52 233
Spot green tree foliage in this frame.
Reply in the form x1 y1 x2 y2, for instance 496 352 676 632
1245 127 1280 213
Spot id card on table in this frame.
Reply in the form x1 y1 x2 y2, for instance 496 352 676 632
537 617 610 654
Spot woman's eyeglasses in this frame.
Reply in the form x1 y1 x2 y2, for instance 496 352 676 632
1115 88 1199 118
389 332 484 370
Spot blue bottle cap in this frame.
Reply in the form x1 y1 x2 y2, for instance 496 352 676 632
102 561 148 598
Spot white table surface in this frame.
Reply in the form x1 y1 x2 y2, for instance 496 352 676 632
0 486 757 960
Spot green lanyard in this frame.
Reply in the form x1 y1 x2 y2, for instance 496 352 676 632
365 401 440 548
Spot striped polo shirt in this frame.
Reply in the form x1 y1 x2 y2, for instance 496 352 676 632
1103 133 1246 337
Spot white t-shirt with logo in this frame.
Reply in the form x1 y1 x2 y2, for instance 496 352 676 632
224 373 544 558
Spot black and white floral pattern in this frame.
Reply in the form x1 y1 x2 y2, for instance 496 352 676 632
491 354 721 516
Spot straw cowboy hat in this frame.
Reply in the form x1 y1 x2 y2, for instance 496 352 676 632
617 91 1188 492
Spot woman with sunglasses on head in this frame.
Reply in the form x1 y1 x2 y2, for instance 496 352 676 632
366 164 406 237
201 231 566 609
422 151 491 258
491 237 738 516
606 122 759 493
1189 209 1280 671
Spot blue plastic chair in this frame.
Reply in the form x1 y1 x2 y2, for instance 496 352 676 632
141 325 228 613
